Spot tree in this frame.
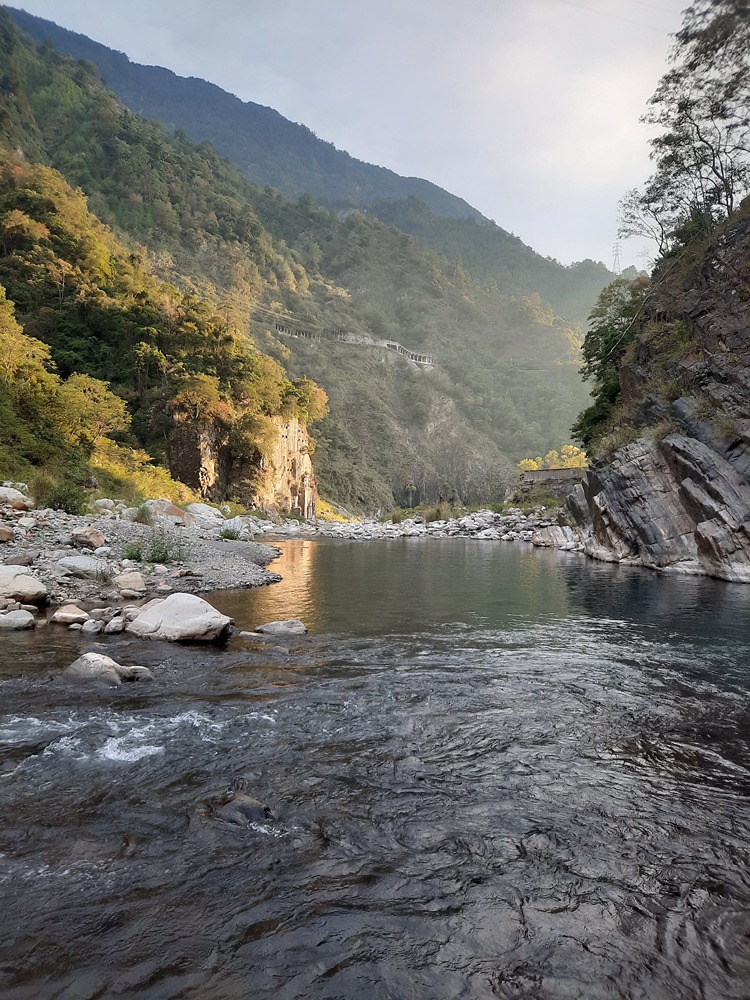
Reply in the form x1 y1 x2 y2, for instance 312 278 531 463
0 285 52 382
572 277 650 448
57 373 130 450
620 0 750 255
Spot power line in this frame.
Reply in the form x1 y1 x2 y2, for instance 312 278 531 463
539 0 678 32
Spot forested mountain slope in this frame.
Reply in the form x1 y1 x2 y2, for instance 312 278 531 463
7 6 613 324
6 7 483 223
0 10 591 510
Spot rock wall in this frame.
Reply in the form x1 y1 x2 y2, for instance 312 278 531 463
252 416 317 519
569 207 750 582
168 415 317 517
569 435 750 582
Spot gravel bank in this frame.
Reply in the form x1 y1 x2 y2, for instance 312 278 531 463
0 497 281 608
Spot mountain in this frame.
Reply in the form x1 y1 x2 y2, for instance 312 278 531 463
6 7 485 223
6 7 612 327
0 10 599 511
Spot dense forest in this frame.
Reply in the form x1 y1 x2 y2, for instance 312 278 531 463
0 9 609 510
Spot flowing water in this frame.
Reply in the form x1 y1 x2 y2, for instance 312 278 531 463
1 539 750 999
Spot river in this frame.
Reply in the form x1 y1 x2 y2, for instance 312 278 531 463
1 539 749 999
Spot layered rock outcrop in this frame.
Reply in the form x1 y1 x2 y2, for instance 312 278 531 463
570 206 750 582
168 414 317 517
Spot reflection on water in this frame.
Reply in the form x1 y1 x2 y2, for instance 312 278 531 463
1 538 750 999
215 538 577 634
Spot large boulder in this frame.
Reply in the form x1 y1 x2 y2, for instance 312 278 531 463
0 566 47 603
185 503 226 530
0 609 35 630
146 498 194 526
0 486 31 505
56 555 110 579
51 604 90 625
113 570 146 595
125 592 233 642
69 526 106 550
63 652 154 686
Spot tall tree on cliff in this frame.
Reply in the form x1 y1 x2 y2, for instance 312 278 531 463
619 0 750 255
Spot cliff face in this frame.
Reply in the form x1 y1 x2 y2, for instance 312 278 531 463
570 207 750 582
168 415 317 517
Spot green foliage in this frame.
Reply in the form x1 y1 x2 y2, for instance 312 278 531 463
572 277 651 450
57 373 129 451
219 527 240 540
146 532 184 564
133 504 155 525
37 480 88 514
122 541 143 560
0 12 607 511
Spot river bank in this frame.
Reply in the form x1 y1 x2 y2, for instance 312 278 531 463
0 487 570 618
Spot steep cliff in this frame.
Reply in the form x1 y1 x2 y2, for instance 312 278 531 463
168 415 317 517
570 203 750 582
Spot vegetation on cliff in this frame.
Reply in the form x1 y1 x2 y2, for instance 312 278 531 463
0 150 327 504
575 0 750 459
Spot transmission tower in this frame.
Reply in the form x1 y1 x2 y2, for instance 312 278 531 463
612 241 622 276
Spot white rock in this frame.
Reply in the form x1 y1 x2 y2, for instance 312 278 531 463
0 609 35 629
104 617 126 634
0 566 47 603
0 487 30 504
113 571 146 593
56 556 110 579
81 619 105 634
62 652 154 686
255 619 308 635
94 498 115 510
144 498 194 526
51 605 90 625
222 515 253 539
125 592 233 642
184 503 226 530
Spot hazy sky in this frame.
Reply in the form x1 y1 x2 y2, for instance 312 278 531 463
13 0 688 267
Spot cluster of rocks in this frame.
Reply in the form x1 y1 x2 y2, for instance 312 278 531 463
0 478 587 642
60 614 308 688
0 485 281 610
249 507 573 544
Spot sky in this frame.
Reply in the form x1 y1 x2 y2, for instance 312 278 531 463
11 0 689 268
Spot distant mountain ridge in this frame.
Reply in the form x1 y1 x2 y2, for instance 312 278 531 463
6 6 614 326
7 6 486 223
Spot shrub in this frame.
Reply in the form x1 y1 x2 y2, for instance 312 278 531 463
220 527 240 540
38 481 88 515
390 509 403 524
133 503 154 525
122 542 143 561
146 533 183 564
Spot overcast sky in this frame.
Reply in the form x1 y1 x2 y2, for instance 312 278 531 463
13 0 688 268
